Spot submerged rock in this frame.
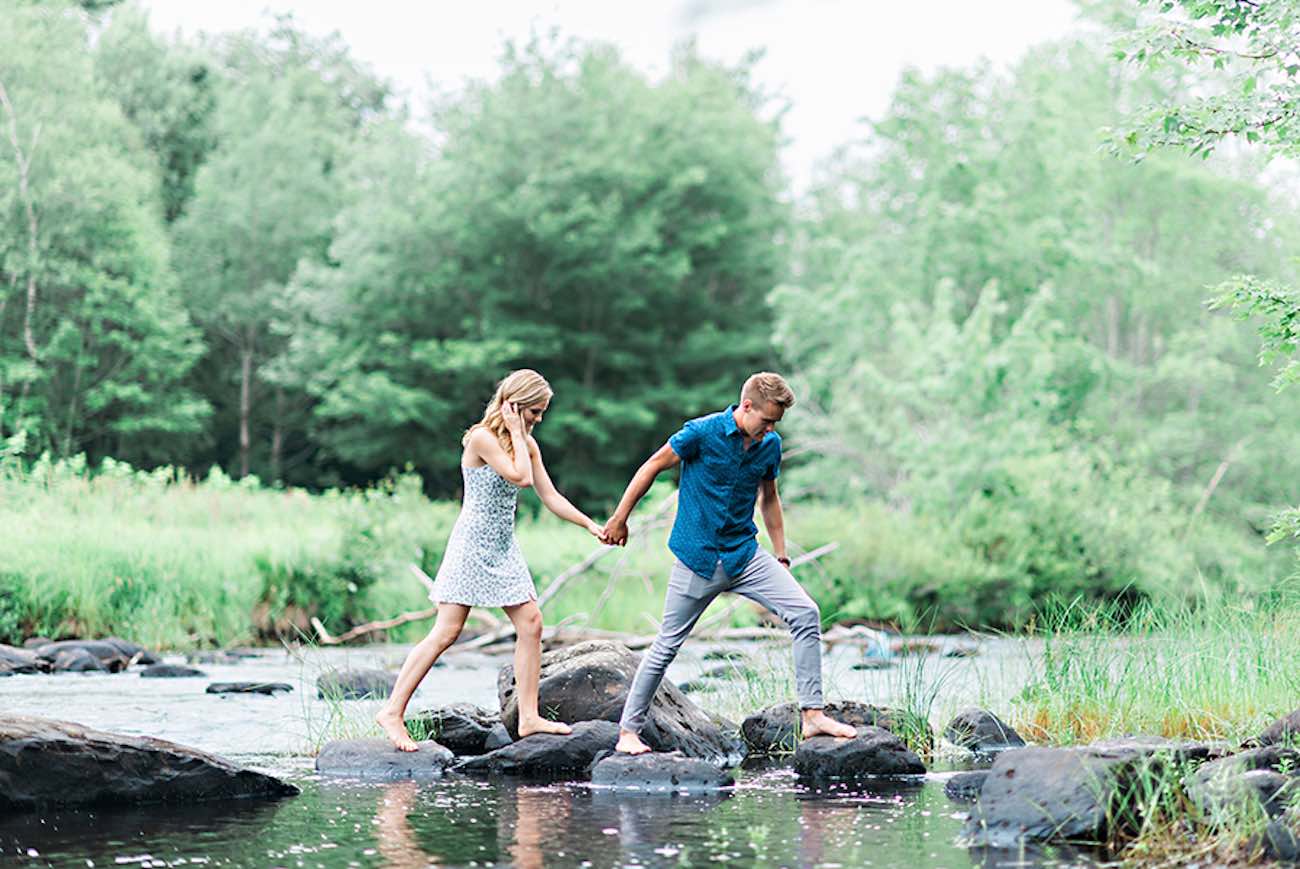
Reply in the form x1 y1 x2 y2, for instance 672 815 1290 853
497 641 737 762
316 669 396 700
793 726 926 781
591 751 734 793
206 682 294 696
944 770 989 802
140 664 207 679
454 720 619 778
315 738 454 780
742 701 931 754
943 708 1025 755
406 704 500 756
0 714 299 810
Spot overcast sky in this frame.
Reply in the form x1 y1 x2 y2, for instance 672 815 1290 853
140 0 1083 186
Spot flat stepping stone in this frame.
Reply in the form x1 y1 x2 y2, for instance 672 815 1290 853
0 714 298 810
454 720 618 779
591 751 734 793
315 738 454 780
316 669 396 700
406 704 500 756
207 682 293 696
793 726 926 781
140 664 207 678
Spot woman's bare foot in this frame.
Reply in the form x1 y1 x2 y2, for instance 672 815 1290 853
518 716 572 737
375 708 419 752
801 709 857 739
615 728 652 755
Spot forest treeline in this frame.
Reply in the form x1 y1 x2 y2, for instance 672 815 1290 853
3 0 1299 632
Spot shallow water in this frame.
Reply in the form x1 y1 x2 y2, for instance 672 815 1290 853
2 761 1101 868
0 637 1082 868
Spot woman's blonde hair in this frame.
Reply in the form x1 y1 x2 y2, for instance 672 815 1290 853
463 369 553 456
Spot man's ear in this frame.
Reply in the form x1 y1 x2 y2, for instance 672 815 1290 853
738 398 752 412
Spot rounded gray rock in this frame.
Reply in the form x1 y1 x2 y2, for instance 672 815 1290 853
591 752 734 793
315 738 454 780
793 726 926 781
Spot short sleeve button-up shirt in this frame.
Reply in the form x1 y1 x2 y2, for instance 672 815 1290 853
667 405 781 579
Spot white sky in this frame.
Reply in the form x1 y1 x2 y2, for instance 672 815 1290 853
140 0 1083 187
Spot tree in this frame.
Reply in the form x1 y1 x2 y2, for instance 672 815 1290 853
291 39 789 500
173 20 389 481
0 4 207 462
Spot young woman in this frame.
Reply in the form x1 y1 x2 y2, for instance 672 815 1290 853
376 369 607 751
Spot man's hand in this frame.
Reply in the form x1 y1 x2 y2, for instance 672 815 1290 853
603 515 629 546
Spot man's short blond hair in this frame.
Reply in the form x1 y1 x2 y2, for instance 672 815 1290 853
741 372 795 409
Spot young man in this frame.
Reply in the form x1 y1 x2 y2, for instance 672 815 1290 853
602 372 856 755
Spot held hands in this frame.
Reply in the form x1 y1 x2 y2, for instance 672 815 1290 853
602 515 629 547
585 519 613 546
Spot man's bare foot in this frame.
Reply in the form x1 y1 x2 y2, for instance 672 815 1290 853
802 709 857 739
518 716 572 737
375 708 419 752
615 728 652 755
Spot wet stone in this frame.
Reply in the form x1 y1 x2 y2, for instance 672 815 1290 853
484 723 513 752
591 751 734 793
406 704 500 756
944 770 989 802
453 720 619 779
316 669 396 700
206 682 293 696
742 701 928 754
793 726 926 781
315 738 454 780
36 641 132 672
943 707 1025 755
0 714 299 810
140 664 207 679
52 648 112 673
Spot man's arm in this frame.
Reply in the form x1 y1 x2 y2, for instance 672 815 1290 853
759 478 789 566
603 443 681 546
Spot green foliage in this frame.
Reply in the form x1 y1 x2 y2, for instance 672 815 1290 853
288 38 787 500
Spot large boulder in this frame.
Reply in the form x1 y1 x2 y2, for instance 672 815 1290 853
454 720 618 779
742 701 931 754
0 644 44 674
964 738 1226 846
406 704 500 756
944 707 1025 755
496 641 737 762
315 739 454 780
591 752 734 793
316 669 396 700
793 726 926 781
0 715 298 810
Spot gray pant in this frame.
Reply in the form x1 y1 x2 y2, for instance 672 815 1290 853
619 549 825 734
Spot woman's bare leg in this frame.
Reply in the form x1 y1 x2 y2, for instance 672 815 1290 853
505 600 571 737
375 603 470 751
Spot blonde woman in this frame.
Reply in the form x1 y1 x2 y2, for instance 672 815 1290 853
376 369 607 751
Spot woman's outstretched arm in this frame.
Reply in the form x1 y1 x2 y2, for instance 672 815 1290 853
528 438 606 540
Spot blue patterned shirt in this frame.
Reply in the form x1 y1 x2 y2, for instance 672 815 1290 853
667 405 782 579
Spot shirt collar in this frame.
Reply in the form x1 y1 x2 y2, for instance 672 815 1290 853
722 404 741 437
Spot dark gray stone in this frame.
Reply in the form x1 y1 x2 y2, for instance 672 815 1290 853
1255 709 1300 748
52 648 111 673
591 751 734 792
315 738 453 780
206 682 294 696
406 704 500 756
962 739 1220 846
496 641 737 762
316 669 396 700
0 644 43 674
1256 818 1300 862
22 637 52 650
484 723 512 752
102 637 159 666
742 701 931 754
945 770 989 802
140 664 207 679
0 714 299 810
944 707 1025 754
1187 746 1300 821
793 726 926 781
454 720 619 779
